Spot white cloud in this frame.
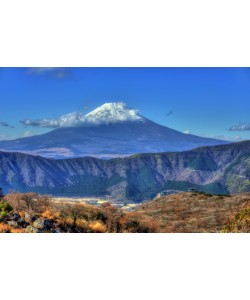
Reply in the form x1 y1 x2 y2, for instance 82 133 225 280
228 123 250 131
20 102 142 129
23 131 35 137
21 112 87 128
183 130 190 134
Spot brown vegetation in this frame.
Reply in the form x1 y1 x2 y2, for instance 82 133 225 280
4 192 53 214
0 192 156 233
1 191 250 233
136 192 250 233
222 208 250 233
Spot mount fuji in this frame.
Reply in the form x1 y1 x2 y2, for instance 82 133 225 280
0 102 229 158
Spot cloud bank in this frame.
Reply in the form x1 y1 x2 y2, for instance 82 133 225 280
20 112 87 128
20 102 142 129
228 123 250 131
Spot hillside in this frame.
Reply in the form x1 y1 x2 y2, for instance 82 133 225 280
0 192 155 233
222 208 250 233
1 191 250 233
136 191 250 233
0 141 250 200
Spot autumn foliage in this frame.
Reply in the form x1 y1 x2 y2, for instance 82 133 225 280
0 193 156 233
136 192 250 233
1 191 250 233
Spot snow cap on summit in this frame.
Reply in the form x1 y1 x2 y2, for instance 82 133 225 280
20 102 144 129
85 102 143 123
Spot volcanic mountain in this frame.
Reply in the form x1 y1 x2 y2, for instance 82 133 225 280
0 102 229 158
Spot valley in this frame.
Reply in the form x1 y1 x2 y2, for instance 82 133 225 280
52 196 140 211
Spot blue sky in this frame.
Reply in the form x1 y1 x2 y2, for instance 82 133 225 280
0 67 250 141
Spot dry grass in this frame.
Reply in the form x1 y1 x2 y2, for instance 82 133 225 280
2 193 156 233
88 221 107 233
3 191 250 233
222 208 250 233
136 192 250 233
41 209 60 221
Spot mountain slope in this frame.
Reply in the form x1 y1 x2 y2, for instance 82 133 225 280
136 192 250 233
0 141 250 201
0 102 229 158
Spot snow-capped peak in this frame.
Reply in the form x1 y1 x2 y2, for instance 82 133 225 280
85 102 143 123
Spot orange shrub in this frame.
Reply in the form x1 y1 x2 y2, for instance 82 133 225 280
41 209 60 220
0 223 11 233
76 219 88 230
65 217 74 226
88 221 107 233
10 228 25 233
19 211 26 218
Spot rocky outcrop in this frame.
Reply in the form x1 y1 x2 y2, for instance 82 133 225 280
33 219 51 230
25 226 40 233
2 211 56 233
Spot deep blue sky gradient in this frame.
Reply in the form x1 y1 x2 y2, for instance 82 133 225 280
1 67 250 141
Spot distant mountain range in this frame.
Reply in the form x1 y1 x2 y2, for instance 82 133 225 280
1 141 250 201
0 102 229 158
